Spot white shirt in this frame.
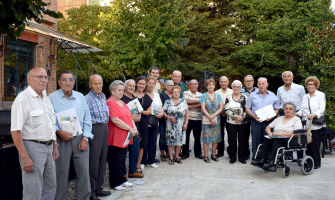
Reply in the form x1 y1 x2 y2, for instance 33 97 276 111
11 86 57 141
297 90 326 130
277 82 305 110
182 90 202 121
268 116 303 134
148 92 163 127
215 88 233 103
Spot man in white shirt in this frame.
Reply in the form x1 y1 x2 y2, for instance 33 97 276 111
215 76 233 157
277 71 305 115
11 67 59 200
149 66 161 93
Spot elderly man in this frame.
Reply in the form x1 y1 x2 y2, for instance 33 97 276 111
245 77 280 162
181 79 203 160
149 66 161 93
11 67 58 200
162 70 187 98
214 76 233 157
49 70 93 200
85 75 111 200
277 71 305 115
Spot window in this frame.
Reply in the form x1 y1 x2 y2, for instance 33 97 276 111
4 39 34 101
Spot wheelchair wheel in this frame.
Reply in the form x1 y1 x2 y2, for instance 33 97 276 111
300 156 314 175
276 156 284 168
283 165 290 178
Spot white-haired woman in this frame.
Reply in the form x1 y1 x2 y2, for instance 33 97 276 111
225 80 248 164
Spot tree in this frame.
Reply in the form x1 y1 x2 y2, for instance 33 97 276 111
300 22 335 130
232 0 335 79
0 0 63 41
98 0 190 77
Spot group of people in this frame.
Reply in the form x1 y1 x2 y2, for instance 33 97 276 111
10 66 326 200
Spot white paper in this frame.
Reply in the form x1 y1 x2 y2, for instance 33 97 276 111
127 98 144 115
151 102 161 115
264 135 284 139
56 108 83 136
255 104 276 122
123 132 133 146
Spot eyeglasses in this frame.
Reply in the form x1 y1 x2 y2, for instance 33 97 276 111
166 85 174 87
232 86 241 88
244 80 253 83
60 78 75 83
30 75 49 80
307 83 315 86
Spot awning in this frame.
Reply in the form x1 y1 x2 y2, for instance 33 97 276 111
24 21 103 53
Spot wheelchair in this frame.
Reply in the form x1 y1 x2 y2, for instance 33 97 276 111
253 123 314 178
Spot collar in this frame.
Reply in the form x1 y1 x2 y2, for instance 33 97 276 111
59 89 75 99
188 90 199 95
283 82 297 90
243 87 257 92
309 90 320 97
256 90 269 95
89 90 105 99
27 85 46 99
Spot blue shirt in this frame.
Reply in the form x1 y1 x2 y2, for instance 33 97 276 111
240 86 259 97
49 89 93 139
85 91 109 124
245 90 280 116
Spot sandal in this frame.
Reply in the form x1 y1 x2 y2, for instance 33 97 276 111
211 155 219 162
160 155 167 162
169 158 174 165
204 156 211 163
136 168 142 174
174 157 182 164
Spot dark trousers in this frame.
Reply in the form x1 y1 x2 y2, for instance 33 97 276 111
226 123 248 161
159 122 168 153
217 116 227 155
260 138 289 161
307 129 322 167
142 126 158 165
89 123 109 197
107 145 127 188
251 119 272 159
244 121 251 158
123 136 140 175
182 119 202 157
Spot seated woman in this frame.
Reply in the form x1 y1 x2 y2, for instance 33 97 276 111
251 102 302 171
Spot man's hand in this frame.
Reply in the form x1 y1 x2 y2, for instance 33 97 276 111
254 116 262 123
57 130 73 141
53 145 59 160
78 139 88 151
22 156 34 172
169 116 177 123
265 117 273 121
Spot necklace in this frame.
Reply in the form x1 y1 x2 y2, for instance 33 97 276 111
111 97 130 116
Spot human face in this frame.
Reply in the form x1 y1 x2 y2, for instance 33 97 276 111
89 76 103 95
125 81 135 95
165 82 174 92
257 79 268 93
206 82 215 92
172 72 181 85
149 69 159 79
219 77 229 89
232 83 241 94
282 72 293 85
306 81 316 94
28 68 48 94
146 79 155 91
244 77 254 89
136 80 146 92
111 85 124 100
58 73 75 93
172 88 180 99
189 80 198 93
284 104 295 117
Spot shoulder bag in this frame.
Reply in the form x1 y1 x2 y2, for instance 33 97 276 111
308 99 325 125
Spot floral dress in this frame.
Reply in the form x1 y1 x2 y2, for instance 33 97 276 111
163 98 189 146
200 93 222 144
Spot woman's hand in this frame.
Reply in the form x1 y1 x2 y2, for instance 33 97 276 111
267 131 273 137
155 112 163 118
272 131 281 136
169 116 177 123
210 116 217 126
183 122 188 130
307 114 315 120
235 115 244 123
132 113 140 122
209 114 217 120
129 128 138 137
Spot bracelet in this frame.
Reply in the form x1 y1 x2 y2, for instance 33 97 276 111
82 137 88 142
168 116 170 120
184 121 188 124
54 143 59 147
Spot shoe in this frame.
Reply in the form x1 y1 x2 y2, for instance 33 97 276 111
149 163 159 168
136 167 143 174
239 160 247 164
229 160 236 164
211 155 219 162
114 185 125 191
140 164 145 169
181 155 189 160
314 166 320 169
160 155 167 162
122 181 133 187
216 153 224 157
128 173 144 178
263 160 274 169
169 158 174 165
265 165 276 172
90 197 100 200
96 190 111 197
204 156 211 163
195 155 204 159
123 175 128 181
154 159 160 163
174 157 182 164
251 158 264 166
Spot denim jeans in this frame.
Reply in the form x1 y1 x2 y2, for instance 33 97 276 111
123 136 140 175
159 122 167 151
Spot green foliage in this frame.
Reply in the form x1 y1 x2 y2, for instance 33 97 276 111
300 22 335 130
0 0 63 41
232 0 335 78
98 0 190 77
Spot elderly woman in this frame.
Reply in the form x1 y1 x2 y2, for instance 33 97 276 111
163 86 189 165
133 76 153 173
252 102 302 171
201 78 223 163
106 80 138 190
225 80 248 164
121 79 143 178
296 76 326 169
159 80 174 161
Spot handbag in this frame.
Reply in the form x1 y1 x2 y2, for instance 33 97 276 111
308 99 325 125
306 119 313 144
202 115 217 125
148 115 159 127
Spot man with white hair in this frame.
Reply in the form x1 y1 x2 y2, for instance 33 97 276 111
277 71 305 115
245 77 280 162
215 76 233 157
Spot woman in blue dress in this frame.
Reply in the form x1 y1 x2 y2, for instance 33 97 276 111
200 78 224 163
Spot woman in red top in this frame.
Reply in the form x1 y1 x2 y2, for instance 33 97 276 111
106 80 138 191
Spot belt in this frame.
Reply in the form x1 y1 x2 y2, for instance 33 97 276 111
28 140 53 145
